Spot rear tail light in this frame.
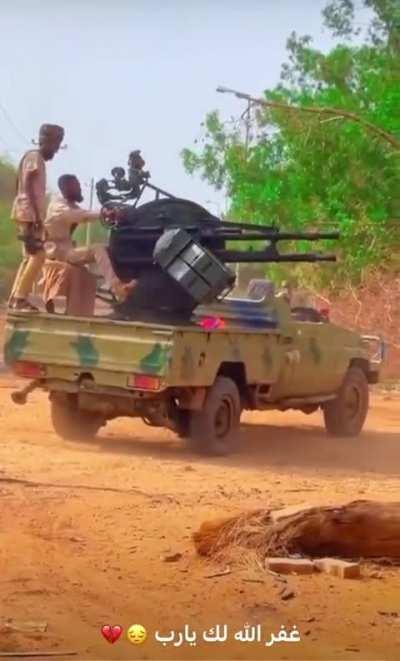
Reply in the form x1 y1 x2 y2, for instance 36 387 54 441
199 316 226 330
127 374 162 390
13 361 47 378
319 307 330 321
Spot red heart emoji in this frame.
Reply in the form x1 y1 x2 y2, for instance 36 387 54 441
101 624 123 644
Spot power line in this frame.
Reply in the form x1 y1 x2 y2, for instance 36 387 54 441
0 132 12 152
0 131 20 160
0 99 30 147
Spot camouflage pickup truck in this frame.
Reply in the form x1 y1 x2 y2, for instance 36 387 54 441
3 291 384 456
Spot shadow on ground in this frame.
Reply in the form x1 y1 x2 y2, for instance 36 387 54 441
85 419 400 477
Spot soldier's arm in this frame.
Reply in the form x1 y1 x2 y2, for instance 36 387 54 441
57 206 100 225
71 207 119 225
73 209 100 224
25 171 42 227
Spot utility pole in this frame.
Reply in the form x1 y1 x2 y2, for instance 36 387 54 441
239 104 251 287
243 99 252 157
86 177 94 247
217 85 400 151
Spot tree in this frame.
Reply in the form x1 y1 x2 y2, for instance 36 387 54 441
0 157 19 296
182 0 400 285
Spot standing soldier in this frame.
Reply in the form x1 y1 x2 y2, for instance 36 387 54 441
9 124 64 311
127 149 150 197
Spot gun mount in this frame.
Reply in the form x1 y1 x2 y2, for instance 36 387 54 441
95 164 339 322
96 150 173 208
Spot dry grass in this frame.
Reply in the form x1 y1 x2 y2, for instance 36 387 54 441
193 501 400 564
194 509 284 562
328 272 400 379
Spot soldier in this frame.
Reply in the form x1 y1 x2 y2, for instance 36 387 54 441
127 150 150 197
10 123 64 311
43 174 136 302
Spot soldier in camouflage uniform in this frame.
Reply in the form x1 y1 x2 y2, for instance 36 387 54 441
10 124 64 311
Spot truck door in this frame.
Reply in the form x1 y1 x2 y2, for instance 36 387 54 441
275 321 340 398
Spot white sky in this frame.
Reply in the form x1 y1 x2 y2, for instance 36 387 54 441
0 0 338 212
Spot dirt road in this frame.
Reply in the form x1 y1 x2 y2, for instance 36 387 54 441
0 374 399 661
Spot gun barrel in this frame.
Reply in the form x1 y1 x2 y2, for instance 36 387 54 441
217 220 339 240
258 231 340 241
213 251 337 263
115 252 336 265
114 226 340 242
205 230 340 241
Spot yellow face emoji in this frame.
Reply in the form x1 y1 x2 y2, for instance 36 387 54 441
127 624 147 645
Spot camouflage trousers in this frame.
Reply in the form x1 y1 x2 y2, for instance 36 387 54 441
10 223 45 300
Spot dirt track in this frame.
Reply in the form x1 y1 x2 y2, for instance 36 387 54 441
0 374 399 661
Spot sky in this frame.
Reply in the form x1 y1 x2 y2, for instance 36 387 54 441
0 0 339 212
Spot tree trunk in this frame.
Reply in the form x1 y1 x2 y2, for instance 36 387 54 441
193 500 400 560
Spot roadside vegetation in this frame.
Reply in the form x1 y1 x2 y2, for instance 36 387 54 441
182 0 400 289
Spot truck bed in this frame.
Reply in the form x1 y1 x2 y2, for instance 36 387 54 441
5 292 382 404
4 310 283 392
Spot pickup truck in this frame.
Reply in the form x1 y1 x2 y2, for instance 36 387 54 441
3 290 384 455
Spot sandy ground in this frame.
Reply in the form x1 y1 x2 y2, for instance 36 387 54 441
0 373 399 661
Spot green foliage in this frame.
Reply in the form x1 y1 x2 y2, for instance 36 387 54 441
0 159 19 295
0 204 19 267
73 222 109 245
0 157 16 202
0 202 20 299
182 0 400 287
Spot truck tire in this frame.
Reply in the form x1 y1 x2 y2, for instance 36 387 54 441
323 367 369 437
187 377 241 456
50 393 104 441
172 410 191 438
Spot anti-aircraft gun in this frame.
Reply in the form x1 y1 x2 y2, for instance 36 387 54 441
96 163 339 323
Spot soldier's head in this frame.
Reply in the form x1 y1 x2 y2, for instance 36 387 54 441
128 150 145 170
38 124 64 160
58 174 83 203
111 166 126 181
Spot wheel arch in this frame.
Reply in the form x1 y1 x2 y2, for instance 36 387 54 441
349 357 378 384
217 361 249 404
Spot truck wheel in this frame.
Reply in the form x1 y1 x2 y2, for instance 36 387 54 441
323 367 369 437
188 377 241 456
172 410 191 438
50 393 104 441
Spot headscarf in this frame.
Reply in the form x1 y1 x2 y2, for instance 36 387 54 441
39 124 64 143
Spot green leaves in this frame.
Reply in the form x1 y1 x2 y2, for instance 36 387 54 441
181 0 400 287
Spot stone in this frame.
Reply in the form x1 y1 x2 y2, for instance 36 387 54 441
313 558 361 579
270 503 311 523
0 619 48 633
280 587 295 601
266 557 315 575
161 552 183 563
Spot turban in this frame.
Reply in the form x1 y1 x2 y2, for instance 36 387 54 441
39 124 64 142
